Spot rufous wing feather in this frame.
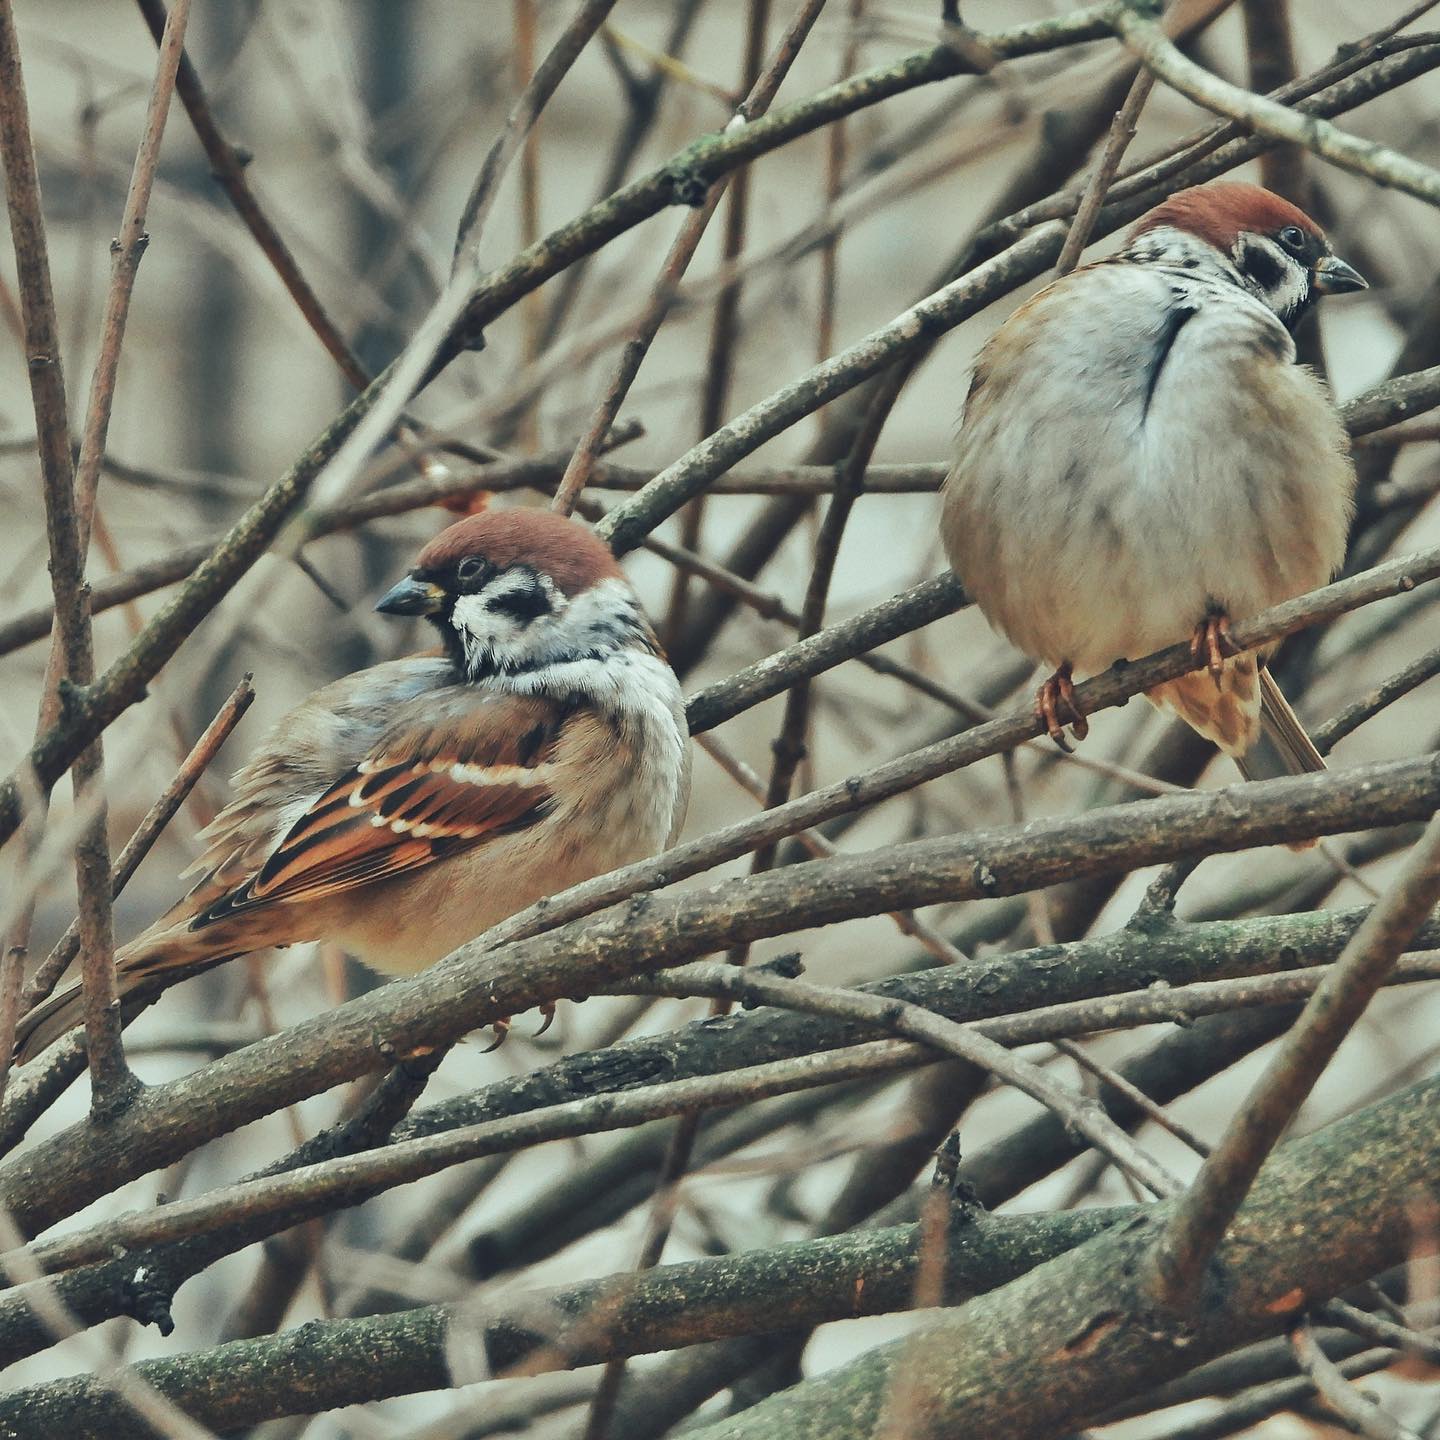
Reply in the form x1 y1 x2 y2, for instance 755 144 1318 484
13 692 576 1065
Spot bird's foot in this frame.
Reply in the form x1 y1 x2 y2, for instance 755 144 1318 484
478 1003 558 1052
1189 610 1238 684
1036 663 1088 749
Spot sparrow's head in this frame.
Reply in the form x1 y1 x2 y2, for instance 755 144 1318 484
1127 182 1366 329
376 509 646 681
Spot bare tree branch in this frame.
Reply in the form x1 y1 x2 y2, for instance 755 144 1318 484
1112 3 1440 205
1147 810 1440 1307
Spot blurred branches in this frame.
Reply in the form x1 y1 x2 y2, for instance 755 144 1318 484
0 1 1437 1437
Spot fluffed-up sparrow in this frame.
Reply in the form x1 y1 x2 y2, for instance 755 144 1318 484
942 181 1364 773
16 509 692 1063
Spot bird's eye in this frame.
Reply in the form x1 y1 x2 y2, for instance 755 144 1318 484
455 556 485 585
1277 225 1306 252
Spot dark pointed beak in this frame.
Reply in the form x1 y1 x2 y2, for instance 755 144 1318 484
1312 255 1367 295
375 574 445 616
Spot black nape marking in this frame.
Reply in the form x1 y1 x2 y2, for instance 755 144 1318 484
1143 304 1197 418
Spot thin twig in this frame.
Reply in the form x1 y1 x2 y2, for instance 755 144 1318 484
1149 810 1440 1308
133 0 370 389
71 0 192 561
697 734 967 964
1111 4 1440 206
1314 643 1440 752
1291 1320 1421 1440
552 0 827 518
1054 1039 1210 1156
1323 1298 1440 1366
1000 26 1440 237
632 953 1440 1061
0 0 135 1111
66 0 196 1109
535 0 709 353
663 0 776 651
815 0 864 371
1056 66 1155 274
7 1043 917 1276
452 0 620 265
620 964 1184 1196
22 676 255 1012
747 376 874 878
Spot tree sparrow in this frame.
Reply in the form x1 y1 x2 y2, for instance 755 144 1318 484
942 182 1364 771
16 509 692 1062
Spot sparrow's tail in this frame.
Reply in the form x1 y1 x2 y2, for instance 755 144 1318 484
1147 651 1264 759
1151 659 1321 851
1233 667 1326 780
12 927 240 1066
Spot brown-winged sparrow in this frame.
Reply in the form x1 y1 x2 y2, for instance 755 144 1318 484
16 509 691 1062
942 182 1364 771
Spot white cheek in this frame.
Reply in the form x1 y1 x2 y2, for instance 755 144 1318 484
450 593 507 644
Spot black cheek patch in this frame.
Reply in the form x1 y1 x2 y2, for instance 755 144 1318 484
1239 241 1285 293
486 586 552 623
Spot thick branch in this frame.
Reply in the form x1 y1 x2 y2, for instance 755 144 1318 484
1147 810 1440 1306
2 753 1437 1237
682 1076 1440 1439
9 1076 1438 1437
0 903 1424 1362
0 1209 1126 1437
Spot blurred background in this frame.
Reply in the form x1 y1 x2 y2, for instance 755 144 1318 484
1 2 1438 1434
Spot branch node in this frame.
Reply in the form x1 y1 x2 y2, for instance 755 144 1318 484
122 1259 176 1335
55 675 88 718
663 161 709 208
931 1129 962 1188
88 1067 144 1125
753 951 804 984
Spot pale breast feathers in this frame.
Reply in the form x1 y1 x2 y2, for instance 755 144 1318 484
943 262 1350 673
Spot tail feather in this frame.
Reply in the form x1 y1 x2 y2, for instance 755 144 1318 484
1234 667 1326 780
1148 656 1323 850
1147 652 1262 758
11 981 90 1066
12 929 240 1066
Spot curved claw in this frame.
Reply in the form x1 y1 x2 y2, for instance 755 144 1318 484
533 1003 557 1039
1036 664 1088 750
480 1016 512 1054
1190 611 1238 684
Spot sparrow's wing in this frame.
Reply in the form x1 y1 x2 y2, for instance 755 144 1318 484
193 690 574 924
